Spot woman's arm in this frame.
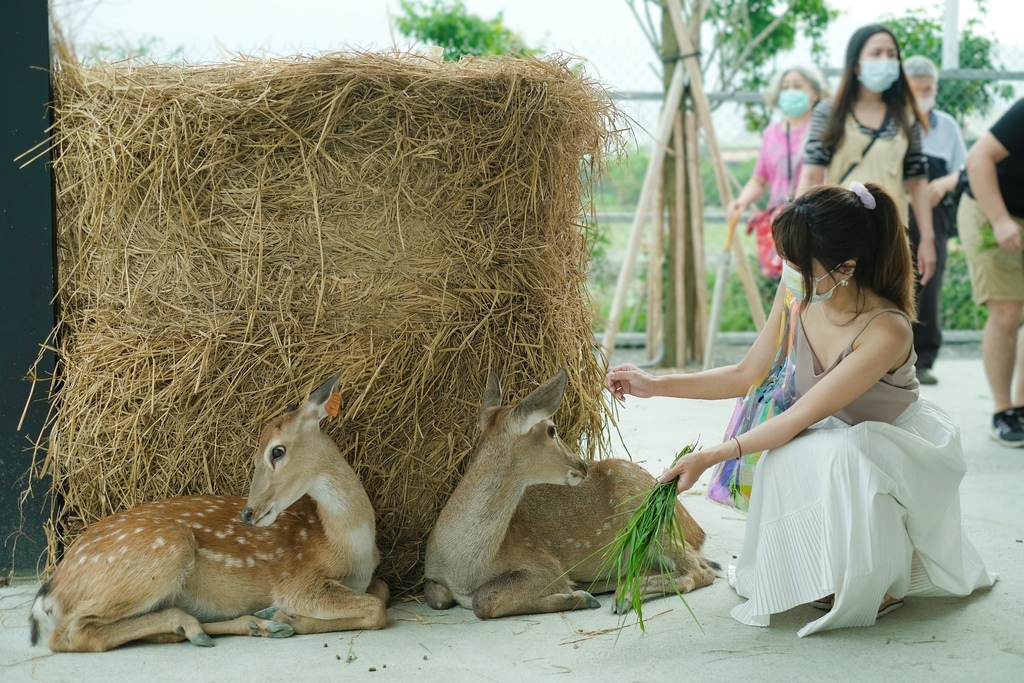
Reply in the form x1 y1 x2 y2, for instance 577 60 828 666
662 311 912 492
907 177 936 285
727 174 768 218
796 100 833 196
606 285 790 402
796 164 825 196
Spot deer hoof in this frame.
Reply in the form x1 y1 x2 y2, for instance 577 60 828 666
575 591 601 610
188 631 214 647
266 621 294 638
253 607 278 620
612 597 633 615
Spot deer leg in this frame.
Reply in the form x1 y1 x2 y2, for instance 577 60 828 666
611 554 718 615
50 608 214 652
472 569 601 619
366 578 390 607
262 578 388 633
197 615 294 638
424 579 457 610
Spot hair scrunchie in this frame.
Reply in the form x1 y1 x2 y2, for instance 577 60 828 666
848 181 876 210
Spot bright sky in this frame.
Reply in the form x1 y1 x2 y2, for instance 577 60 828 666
58 0 1022 72
54 0 1024 141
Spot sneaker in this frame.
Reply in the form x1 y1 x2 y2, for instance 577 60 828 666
992 409 1024 447
916 367 938 385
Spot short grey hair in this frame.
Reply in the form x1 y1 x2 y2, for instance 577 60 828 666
764 64 830 109
903 55 939 81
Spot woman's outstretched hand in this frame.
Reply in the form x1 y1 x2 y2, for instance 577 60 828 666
605 363 657 401
657 450 707 495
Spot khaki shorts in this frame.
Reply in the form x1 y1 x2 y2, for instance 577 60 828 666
958 194 1024 305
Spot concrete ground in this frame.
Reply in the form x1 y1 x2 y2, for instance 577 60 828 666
1 351 1022 683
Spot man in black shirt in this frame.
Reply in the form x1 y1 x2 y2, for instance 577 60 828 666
961 98 1024 446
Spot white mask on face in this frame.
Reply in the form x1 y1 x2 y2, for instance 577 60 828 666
781 262 847 302
916 95 936 113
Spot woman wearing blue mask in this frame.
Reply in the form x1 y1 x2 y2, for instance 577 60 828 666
797 24 937 290
729 65 829 280
606 182 995 637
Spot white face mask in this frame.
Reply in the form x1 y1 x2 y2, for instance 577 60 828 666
916 95 936 113
781 262 846 302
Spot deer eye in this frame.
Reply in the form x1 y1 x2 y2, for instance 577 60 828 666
270 445 286 464
547 425 557 438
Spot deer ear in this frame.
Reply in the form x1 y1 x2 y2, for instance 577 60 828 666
479 372 502 428
304 372 343 421
509 369 567 435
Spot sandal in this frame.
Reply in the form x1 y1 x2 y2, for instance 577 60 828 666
811 594 834 611
877 596 904 618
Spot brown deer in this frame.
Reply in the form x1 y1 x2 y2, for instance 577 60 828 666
30 373 389 652
423 369 717 619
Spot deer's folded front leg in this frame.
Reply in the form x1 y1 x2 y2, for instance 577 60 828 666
472 566 600 619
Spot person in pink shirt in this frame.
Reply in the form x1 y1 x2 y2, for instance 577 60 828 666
729 65 829 279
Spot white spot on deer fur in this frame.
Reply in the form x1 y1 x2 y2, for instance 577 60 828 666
106 555 116 563
134 528 143 534
296 552 303 560
276 547 284 555
191 523 203 530
181 512 191 518
200 549 226 563
299 529 308 541
77 556 87 565
90 555 99 563
226 557 243 568
236 537 248 545
117 533 127 542
195 512 205 518
215 531 226 539
203 528 212 533
583 541 591 549
544 539 553 546
602 522 611 531
153 537 166 548
246 557 255 567
282 571 291 579
565 538 574 544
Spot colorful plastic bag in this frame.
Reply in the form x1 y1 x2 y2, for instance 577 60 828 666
705 294 800 512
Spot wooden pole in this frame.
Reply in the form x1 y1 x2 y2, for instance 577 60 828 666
647 174 664 362
685 110 708 360
673 112 687 366
600 55 688 361
664 0 766 332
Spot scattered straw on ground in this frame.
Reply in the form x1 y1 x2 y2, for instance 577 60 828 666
29 45 623 593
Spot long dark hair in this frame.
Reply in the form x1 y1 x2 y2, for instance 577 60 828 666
772 183 917 320
821 24 928 151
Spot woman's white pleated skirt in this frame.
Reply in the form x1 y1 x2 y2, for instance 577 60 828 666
729 399 998 637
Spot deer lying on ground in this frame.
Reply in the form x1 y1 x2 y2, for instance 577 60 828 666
30 373 388 652
423 369 716 619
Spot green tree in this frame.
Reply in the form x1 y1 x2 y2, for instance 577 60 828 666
884 3 1014 125
394 0 539 62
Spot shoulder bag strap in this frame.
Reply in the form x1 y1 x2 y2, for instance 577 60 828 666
837 126 883 185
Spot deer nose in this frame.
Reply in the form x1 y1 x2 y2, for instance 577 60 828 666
241 507 255 526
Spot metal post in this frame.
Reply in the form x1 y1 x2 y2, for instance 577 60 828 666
1 1 55 579
942 0 960 70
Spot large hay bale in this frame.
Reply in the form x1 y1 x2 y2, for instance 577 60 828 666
35 50 621 592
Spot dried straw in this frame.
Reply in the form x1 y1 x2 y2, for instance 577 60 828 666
31 45 624 593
